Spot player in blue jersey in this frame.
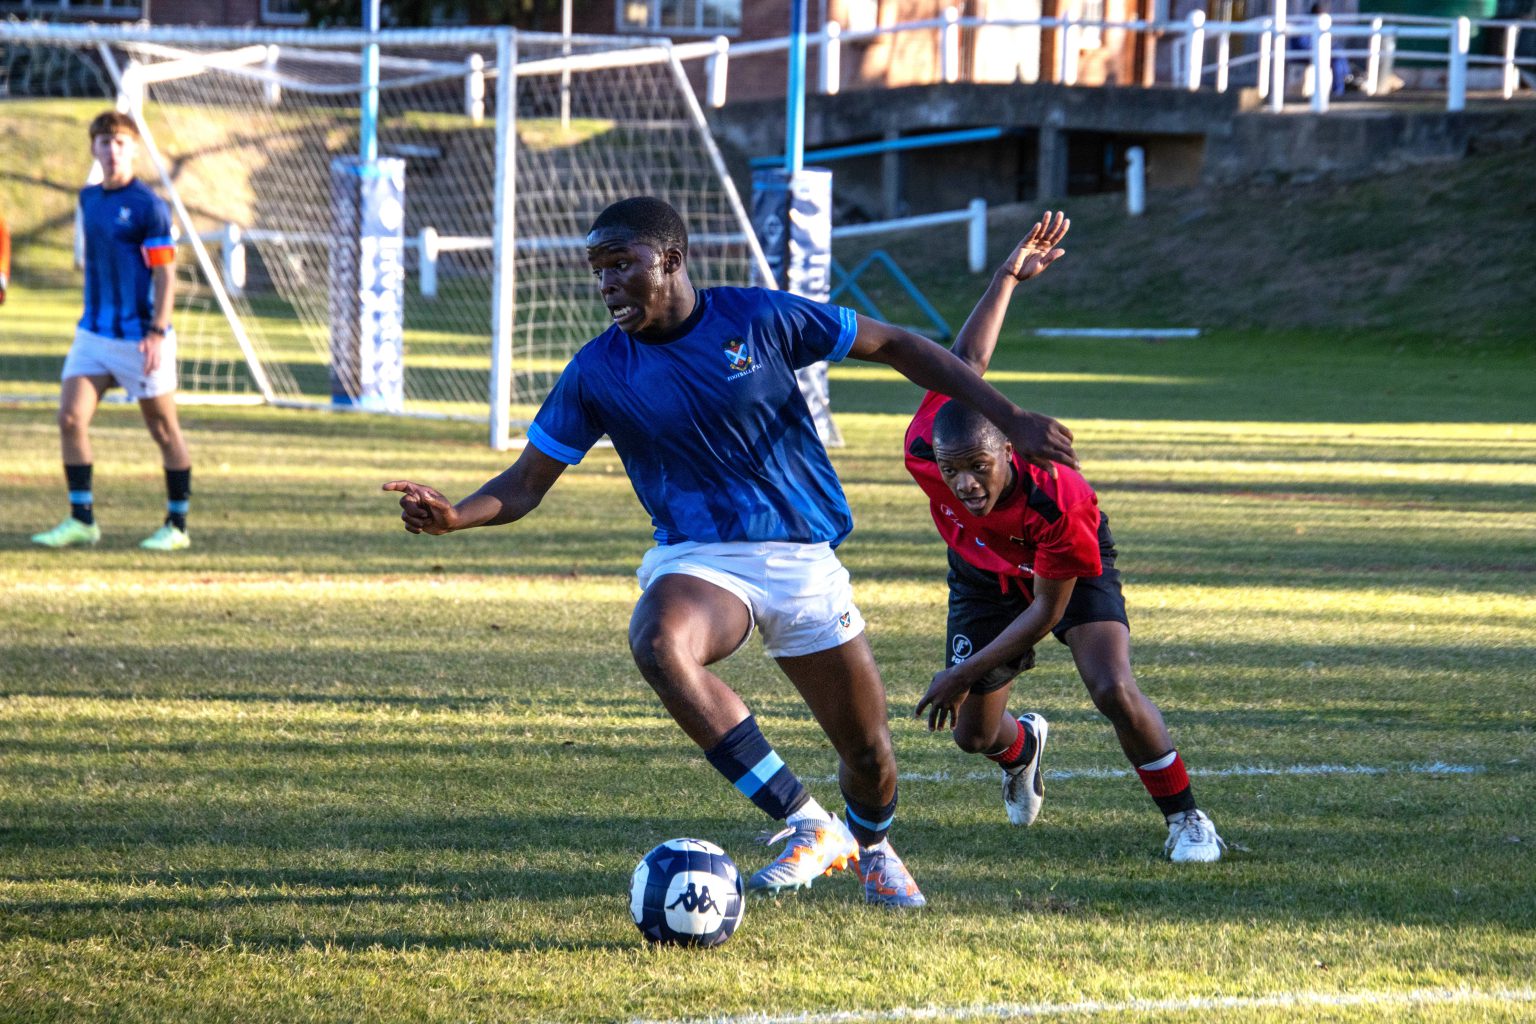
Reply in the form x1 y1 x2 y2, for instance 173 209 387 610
31 111 192 552
384 197 1077 908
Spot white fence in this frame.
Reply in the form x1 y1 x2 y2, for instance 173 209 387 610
207 199 991 297
101 8 1532 145
684 4 1536 115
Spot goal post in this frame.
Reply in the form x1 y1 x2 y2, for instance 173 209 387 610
0 23 774 447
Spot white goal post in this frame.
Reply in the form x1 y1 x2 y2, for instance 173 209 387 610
0 23 774 449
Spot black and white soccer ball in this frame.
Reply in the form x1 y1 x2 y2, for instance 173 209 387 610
629 838 745 947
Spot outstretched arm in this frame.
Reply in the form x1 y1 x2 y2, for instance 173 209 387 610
850 316 1076 470
383 444 569 535
915 575 1075 732
950 210 1069 376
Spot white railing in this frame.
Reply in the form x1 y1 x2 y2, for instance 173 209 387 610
1187 12 1528 114
125 13 1533 131
204 199 991 296
830 199 988 274
684 6 1535 115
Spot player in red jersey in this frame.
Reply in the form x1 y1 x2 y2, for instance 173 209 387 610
909 212 1224 862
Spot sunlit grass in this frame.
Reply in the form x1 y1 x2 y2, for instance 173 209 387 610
2 104 1534 1018
3 318 1534 1020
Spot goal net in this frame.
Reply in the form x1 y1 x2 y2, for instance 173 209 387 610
0 24 769 446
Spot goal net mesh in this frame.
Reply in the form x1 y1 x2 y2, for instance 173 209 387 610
0 27 761 427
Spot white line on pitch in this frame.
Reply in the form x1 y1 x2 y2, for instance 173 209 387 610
630 986 1535 1024
810 762 1484 785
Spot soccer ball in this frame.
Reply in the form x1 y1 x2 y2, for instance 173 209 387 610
629 838 745 947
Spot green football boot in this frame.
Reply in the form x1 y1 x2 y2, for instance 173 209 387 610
31 517 101 548
139 524 191 551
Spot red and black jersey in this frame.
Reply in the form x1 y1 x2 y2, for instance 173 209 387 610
904 390 1103 583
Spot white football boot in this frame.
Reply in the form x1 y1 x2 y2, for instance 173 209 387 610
1001 713 1049 826
1165 809 1226 863
747 814 859 892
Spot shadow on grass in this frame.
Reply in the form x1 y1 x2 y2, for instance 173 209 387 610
3 810 1533 947
3 633 1532 710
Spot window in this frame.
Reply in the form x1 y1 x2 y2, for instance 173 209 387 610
0 0 141 16
618 0 742 36
262 0 308 25
1077 0 1105 49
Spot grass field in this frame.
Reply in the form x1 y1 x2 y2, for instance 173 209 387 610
4 317 1534 1021
4 140 1536 1020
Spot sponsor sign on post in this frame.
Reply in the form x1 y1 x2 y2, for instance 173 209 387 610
751 166 841 446
328 156 405 411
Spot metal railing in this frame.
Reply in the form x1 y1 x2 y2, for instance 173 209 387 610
683 5 1535 115
205 198 990 298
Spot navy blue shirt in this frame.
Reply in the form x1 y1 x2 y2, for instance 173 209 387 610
529 287 859 546
78 180 175 341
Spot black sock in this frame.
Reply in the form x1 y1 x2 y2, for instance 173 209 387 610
165 467 191 530
702 716 811 821
841 787 898 849
65 463 94 525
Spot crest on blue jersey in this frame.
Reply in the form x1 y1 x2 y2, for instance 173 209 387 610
723 337 753 373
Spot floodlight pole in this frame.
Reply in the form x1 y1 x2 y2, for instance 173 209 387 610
361 0 380 161
786 0 807 172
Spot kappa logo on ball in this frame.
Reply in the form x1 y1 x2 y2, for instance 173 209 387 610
630 838 744 948
665 882 721 914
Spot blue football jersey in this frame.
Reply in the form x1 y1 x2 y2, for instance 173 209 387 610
529 287 859 546
78 180 175 340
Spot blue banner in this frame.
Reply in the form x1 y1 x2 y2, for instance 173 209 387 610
751 167 841 445
328 156 405 412
750 167 833 301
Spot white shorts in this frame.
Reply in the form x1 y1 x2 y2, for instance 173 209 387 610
636 540 867 659
61 326 178 400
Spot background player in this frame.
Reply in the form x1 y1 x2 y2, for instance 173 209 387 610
0 209 11 306
909 212 1224 863
31 111 191 552
384 197 1078 907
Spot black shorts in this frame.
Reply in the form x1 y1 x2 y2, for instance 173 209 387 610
945 511 1129 695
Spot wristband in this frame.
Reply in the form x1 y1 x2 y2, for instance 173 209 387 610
144 326 166 337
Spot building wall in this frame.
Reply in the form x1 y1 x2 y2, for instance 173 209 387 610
1070 0 1156 86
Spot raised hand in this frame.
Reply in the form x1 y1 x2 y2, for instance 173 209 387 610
382 479 459 535
1004 210 1070 284
1006 408 1077 472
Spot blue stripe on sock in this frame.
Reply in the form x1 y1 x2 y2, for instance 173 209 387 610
167 500 190 514
69 491 93 505
844 803 895 834
733 751 785 798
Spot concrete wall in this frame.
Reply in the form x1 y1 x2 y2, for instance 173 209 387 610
1204 102 1536 184
711 76 1535 215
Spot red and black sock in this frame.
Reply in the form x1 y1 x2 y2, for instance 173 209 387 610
1136 750 1197 818
986 715 1036 771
